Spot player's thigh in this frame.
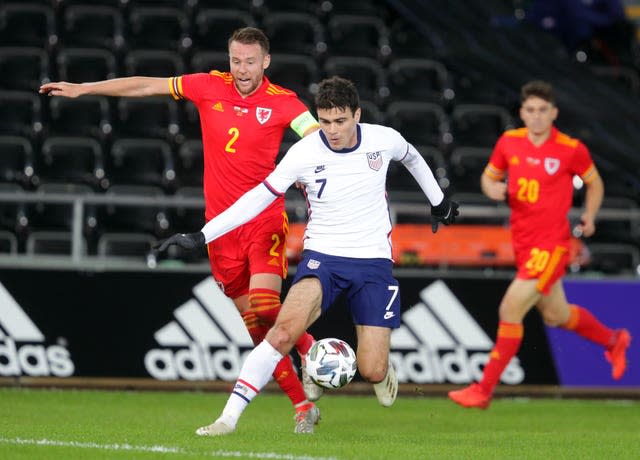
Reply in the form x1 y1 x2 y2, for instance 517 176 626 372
268 277 322 352
244 212 289 279
499 278 541 322
535 280 571 326
355 325 391 382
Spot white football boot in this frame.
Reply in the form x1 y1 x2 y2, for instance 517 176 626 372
373 361 398 407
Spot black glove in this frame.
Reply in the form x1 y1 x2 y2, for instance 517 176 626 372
430 198 459 233
154 231 206 253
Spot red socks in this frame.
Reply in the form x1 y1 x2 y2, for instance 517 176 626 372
479 321 523 394
561 304 614 348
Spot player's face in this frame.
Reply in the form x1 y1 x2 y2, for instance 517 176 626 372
228 41 270 97
520 96 558 138
317 107 361 150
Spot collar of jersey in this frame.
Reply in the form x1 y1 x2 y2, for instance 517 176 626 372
319 125 362 153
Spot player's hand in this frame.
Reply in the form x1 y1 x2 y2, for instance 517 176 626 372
39 81 84 98
485 181 507 201
154 231 206 253
430 198 459 233
574 213 596 238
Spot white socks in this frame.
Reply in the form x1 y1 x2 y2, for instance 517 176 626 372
217 340 283 428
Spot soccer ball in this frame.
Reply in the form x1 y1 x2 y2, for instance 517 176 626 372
305 338 357 389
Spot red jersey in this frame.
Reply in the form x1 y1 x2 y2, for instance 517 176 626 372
168 72 317 220
485 127 597 250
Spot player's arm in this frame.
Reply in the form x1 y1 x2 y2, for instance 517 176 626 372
481 170 507 201
400 143 458 232
39 77 170 98
577 169 604 237
156 184 280 252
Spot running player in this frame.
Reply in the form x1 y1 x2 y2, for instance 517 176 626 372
156 76 459 435
448 80 631 409
39 27 322 431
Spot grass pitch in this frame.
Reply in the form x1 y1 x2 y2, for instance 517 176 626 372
1 387 638 459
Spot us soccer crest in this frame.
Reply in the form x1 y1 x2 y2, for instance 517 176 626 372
367 151 383 171
544 157 560 175
256 107 272 124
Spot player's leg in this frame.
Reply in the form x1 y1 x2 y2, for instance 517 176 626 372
350 260 401 407
449 278 539 409
197 277 322 436
356 325 397 407
244 214 319 401
539 280 631 380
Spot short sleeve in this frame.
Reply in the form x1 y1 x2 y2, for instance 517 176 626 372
571 141 597 183
168 73 211 103
485 135 508 180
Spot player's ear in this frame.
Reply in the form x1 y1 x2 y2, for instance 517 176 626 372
551 105 558 121
263 54 271 70
353 107 361 123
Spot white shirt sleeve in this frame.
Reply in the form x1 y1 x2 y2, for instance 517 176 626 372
199 184 278 243
400 143 444 206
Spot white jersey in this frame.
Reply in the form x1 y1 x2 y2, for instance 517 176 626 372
264 123 443 259
200 123 444 259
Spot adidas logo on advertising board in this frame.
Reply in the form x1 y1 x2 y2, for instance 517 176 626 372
144 277 253 381
390 280 524 384
0 283 74 377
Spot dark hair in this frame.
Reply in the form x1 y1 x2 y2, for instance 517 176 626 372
228 27 270 54
315 76 360 115
521 80 555 105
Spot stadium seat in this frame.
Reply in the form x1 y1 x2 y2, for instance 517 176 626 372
387 58 453 106
359 100 384 125
97 232 156 259
259 0 317 14
0 91 42 140
326 15 390 60
177 140 203 188
56 48 118 83
195 0 254 11
266 54 319 100
0 3 56 49
0 230 18 254
318 0 381 16
116 97 180 141
262 12 325 57
127 7 190 52
388 17 440 59
101 184 171 237
48 96 112 143
168 186 207 263
323 56 388 104
0 136 36 189
181 102 202 141
108 138 176 190
39 137 107 190
449 147 491 194
0 183 29 240
586 242 640 275
0 47 49 91
124 49 184 77
190 51 229 73
192 9 254 52
27 183 97 238
451 104 514 148
26 231 83 256
61 5 124 52
385 101 451 149
449 191 509 225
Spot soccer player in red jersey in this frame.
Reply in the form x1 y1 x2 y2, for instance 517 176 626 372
40 28 322 431
448 81 631 409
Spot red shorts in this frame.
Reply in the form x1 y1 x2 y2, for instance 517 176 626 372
207 210 289 299
514 241 570 295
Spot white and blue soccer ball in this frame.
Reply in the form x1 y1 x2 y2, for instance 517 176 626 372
305 338 357 389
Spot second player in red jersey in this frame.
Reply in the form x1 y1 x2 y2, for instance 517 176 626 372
448 80 631 410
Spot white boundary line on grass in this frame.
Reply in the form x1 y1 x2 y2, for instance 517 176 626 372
0 437 339 460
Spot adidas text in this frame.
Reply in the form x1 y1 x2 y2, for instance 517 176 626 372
0 338 74 377
390 346 523 384
145 343 251 381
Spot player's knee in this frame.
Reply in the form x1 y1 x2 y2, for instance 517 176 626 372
358 360 387 383
266 323 296 353
540 310 565 327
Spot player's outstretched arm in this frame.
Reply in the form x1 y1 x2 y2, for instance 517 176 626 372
39 76 170 98
155 184 278 253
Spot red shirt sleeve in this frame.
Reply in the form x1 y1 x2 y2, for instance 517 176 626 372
168 73 212 103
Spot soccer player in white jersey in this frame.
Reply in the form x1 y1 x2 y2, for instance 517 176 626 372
157 76 459 435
